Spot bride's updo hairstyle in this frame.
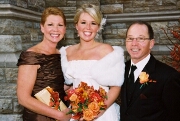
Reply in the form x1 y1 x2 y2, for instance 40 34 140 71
74 4 102 26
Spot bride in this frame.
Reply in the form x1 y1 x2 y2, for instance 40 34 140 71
60 4 125 121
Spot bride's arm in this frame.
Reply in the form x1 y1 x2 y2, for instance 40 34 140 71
96 86 121 118
105 86 121 108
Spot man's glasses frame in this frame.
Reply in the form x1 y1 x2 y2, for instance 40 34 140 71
126 37 151 42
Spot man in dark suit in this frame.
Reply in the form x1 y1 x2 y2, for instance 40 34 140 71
120 21 180 121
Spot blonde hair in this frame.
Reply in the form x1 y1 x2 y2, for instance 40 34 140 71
74 4 102 25
40 7 66 26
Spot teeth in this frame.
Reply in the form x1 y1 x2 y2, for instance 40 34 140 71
84 32 91 36
50 34 59 37
132 49 139 52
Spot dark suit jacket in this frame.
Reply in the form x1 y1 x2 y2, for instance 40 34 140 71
120 54 180 121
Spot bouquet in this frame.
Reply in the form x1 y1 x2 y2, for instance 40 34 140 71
64 82 107 121
34 86 67 111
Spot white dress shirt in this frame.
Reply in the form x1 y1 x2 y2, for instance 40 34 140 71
131 54 150 82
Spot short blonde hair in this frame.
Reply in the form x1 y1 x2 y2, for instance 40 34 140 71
40 7 66 26
74 4 102 25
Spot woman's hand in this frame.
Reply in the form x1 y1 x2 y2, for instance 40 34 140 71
78 110 105 121
97 110 105 118
58 108 72 121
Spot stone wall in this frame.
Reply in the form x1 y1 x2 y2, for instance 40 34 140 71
0 0 179 120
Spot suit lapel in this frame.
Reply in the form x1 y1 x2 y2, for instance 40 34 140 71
127 54 156 106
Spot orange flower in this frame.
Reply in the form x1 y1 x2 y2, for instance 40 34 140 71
71 104 79 113
64 82 107 120
88 102 100 113
46 87 60 110
83 109 94 121
69 93 78 101
89 92 102 102
99 87 107 98
139 72 156 89
139 72 149 84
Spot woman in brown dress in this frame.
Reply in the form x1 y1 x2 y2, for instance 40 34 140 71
16 7 71 121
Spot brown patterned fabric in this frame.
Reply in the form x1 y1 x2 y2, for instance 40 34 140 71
17 51 68 121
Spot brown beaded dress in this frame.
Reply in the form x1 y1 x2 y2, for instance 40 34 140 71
17 51 68 121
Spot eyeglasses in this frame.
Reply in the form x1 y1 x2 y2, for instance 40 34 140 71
126 37 150 42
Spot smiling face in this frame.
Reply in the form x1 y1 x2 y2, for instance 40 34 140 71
40 15 66 44
76 12 99 42
126 23 155 63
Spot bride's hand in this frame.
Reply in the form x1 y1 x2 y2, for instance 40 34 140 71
77 110 105 121
93 110 105 120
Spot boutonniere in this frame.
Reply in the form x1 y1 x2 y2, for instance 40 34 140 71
139 72 156 89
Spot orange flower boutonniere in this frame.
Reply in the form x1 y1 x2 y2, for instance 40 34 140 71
139 72 156 89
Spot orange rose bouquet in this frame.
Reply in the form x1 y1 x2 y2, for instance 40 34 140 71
64 82 107 121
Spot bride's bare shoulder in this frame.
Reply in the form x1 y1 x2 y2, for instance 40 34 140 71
98 43 113 52
66 44 78 54
95 42 113 58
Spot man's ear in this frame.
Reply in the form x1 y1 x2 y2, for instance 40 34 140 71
150 39 155 49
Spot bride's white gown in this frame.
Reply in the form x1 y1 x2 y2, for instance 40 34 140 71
60 46 125 121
